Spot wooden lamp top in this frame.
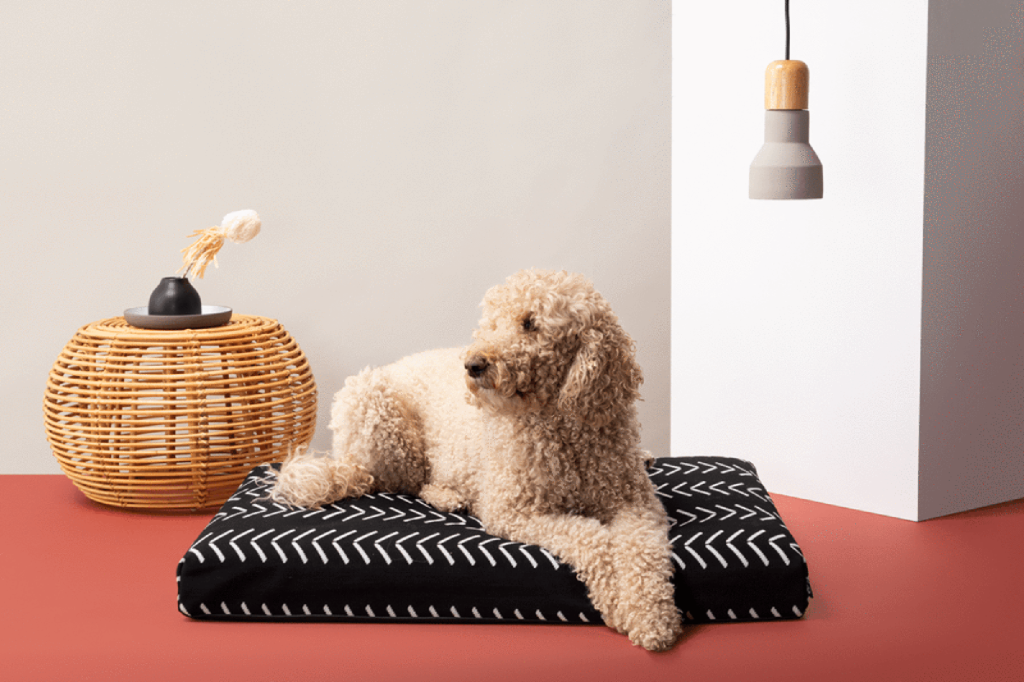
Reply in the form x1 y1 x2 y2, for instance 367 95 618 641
765 60 809 110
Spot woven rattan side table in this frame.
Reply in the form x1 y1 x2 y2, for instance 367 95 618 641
43 315 317 511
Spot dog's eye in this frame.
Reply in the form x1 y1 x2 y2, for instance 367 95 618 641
521 316 536 332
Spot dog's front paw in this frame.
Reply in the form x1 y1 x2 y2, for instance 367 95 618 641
626 600 683 653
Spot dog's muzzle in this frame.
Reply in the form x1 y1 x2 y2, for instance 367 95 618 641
464 356 489 379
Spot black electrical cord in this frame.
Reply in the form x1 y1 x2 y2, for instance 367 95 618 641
785 0 791 60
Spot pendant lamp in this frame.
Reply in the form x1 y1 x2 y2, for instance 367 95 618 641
749 0 823 200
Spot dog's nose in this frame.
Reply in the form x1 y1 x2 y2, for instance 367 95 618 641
465 357 489 378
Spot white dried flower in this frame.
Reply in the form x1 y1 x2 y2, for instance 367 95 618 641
179 209 262 279
220 209 261 243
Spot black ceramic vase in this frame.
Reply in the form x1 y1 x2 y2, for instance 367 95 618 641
148 277 202 315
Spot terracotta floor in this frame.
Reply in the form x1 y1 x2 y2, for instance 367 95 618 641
2 476 1022 682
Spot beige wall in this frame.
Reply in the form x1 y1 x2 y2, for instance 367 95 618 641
1 1 671 473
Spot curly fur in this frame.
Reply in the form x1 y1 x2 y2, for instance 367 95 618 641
269 269 682 651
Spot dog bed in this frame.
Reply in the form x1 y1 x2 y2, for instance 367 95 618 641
177 456 812 625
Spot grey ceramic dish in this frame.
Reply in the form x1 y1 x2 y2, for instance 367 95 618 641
124 306 233 330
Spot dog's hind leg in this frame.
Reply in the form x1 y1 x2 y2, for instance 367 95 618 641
268 365 429 508
418 483 468 513
268 445 374 508
328 365 430 496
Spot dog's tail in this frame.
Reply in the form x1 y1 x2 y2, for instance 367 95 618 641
268 444 374 509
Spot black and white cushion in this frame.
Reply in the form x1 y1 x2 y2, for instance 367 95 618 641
177 456 812 624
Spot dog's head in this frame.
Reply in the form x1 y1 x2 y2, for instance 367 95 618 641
463 269 643 426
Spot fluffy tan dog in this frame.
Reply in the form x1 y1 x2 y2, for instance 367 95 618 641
269 269 682 651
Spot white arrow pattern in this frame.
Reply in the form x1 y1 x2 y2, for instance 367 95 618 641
271 530 294 563
178 588 794 627
204 521 559 570
182 457 810 625
229 528 252 562
250 529 273 562
194 459 804 571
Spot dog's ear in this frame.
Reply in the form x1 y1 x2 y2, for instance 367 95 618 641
557 323 643 426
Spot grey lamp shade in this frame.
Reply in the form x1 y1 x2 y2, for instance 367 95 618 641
753 109 823 199
749 109 823 200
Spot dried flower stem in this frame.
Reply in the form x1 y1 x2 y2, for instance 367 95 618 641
179 227 226 280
